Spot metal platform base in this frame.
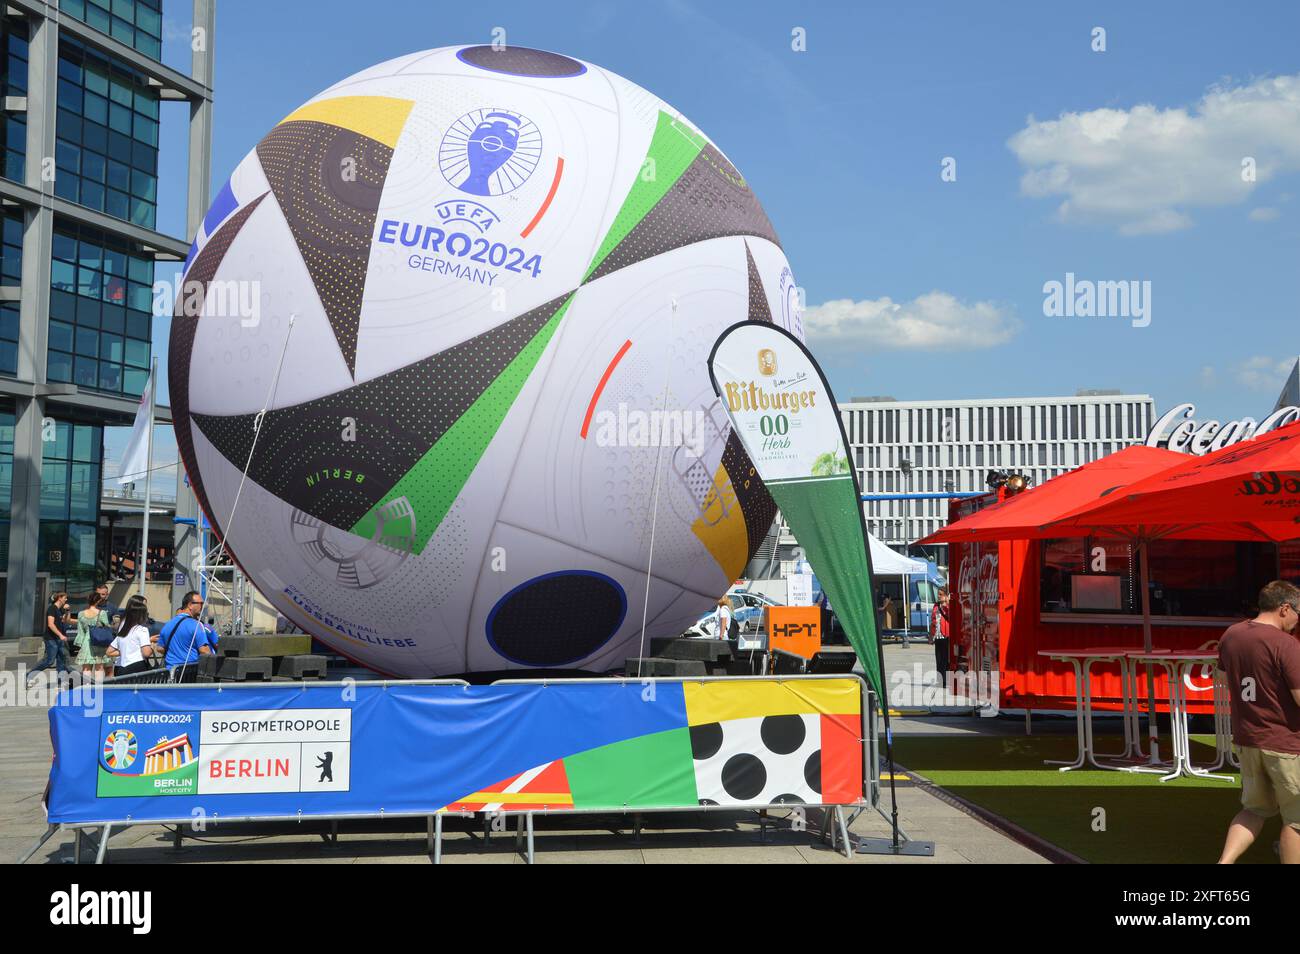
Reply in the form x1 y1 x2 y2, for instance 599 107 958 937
854 836 936 856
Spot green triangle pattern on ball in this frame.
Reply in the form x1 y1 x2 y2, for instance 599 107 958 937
348 114 712 553
582 111 707 282
350 293 575 552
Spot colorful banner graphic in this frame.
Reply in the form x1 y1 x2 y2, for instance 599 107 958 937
709 322 883 693
46 677 865 824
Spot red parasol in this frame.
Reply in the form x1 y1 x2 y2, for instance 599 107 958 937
920 445 1187 545
1041 420 1300 534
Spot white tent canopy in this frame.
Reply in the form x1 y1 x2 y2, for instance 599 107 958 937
867 533 929 576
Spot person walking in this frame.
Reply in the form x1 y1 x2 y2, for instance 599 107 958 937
106 594 155 677
155 591 216 682
27 591 72 685
73 591 114 680
1216 580 1300 864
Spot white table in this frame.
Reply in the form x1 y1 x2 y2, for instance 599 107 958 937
1037 647 1166 772
1128 651 1235 782
1214 668 1240 770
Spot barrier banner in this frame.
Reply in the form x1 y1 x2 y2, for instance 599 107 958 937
47 677 865 824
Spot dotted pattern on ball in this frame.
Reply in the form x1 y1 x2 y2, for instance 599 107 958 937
256 120 393 378
414 496 468 607
169 192 271 543
721 431 778 555
191 294 567 534
456 45 587 78
745 241 773 323
584 143 781 285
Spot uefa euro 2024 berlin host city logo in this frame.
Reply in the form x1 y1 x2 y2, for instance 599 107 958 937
439 108 542 197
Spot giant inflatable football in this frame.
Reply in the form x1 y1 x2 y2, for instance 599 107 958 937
171 45 803 676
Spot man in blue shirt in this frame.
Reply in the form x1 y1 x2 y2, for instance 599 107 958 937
155 591 216 680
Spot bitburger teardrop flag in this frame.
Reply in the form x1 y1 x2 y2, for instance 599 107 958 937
708 321 882 694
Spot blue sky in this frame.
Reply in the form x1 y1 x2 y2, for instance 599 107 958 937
109 0 1300 478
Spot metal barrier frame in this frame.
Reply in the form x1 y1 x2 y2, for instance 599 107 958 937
22 674 877 864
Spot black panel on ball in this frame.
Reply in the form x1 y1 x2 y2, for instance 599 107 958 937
486 571 626 666
456 46 587 78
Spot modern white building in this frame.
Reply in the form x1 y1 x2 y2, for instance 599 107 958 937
838 390 1156 548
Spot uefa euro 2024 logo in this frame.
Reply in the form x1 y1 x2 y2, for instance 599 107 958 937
103 729 137 770
439 108 542 197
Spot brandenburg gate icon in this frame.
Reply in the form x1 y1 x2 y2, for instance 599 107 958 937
142 734 195 775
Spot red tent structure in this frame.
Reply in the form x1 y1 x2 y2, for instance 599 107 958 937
923 432 1300 758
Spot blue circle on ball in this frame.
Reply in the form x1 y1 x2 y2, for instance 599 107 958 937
486 570 627 667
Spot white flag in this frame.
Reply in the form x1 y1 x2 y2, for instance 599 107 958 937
116 368 154 485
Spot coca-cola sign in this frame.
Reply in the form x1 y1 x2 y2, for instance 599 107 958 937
957 552 999 611
1145 402 1300 456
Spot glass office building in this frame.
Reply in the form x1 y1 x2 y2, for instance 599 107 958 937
0 0 212 635
60 0 164 61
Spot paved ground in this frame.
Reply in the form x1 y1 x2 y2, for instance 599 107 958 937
1 640 1053 864
882 641 1084 736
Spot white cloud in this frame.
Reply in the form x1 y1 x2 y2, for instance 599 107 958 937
804 291 1020 352
1249 206 1280 221
1198 365 1217 388
1233 355 1295 391
1008 74 1300 234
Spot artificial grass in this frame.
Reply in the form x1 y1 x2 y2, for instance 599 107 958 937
893 733 1283 864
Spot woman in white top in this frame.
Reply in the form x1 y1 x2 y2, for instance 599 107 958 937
713 595 734 640
106 594 155 677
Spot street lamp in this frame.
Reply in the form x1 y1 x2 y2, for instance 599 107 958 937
899 457 915 639
899 458 913 545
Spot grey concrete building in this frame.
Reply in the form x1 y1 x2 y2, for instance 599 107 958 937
1 0 212 635
840 390 1156 548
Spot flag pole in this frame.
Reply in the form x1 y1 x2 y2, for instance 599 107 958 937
137 358 157 598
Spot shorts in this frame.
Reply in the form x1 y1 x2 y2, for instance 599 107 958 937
1237 746 1300 829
